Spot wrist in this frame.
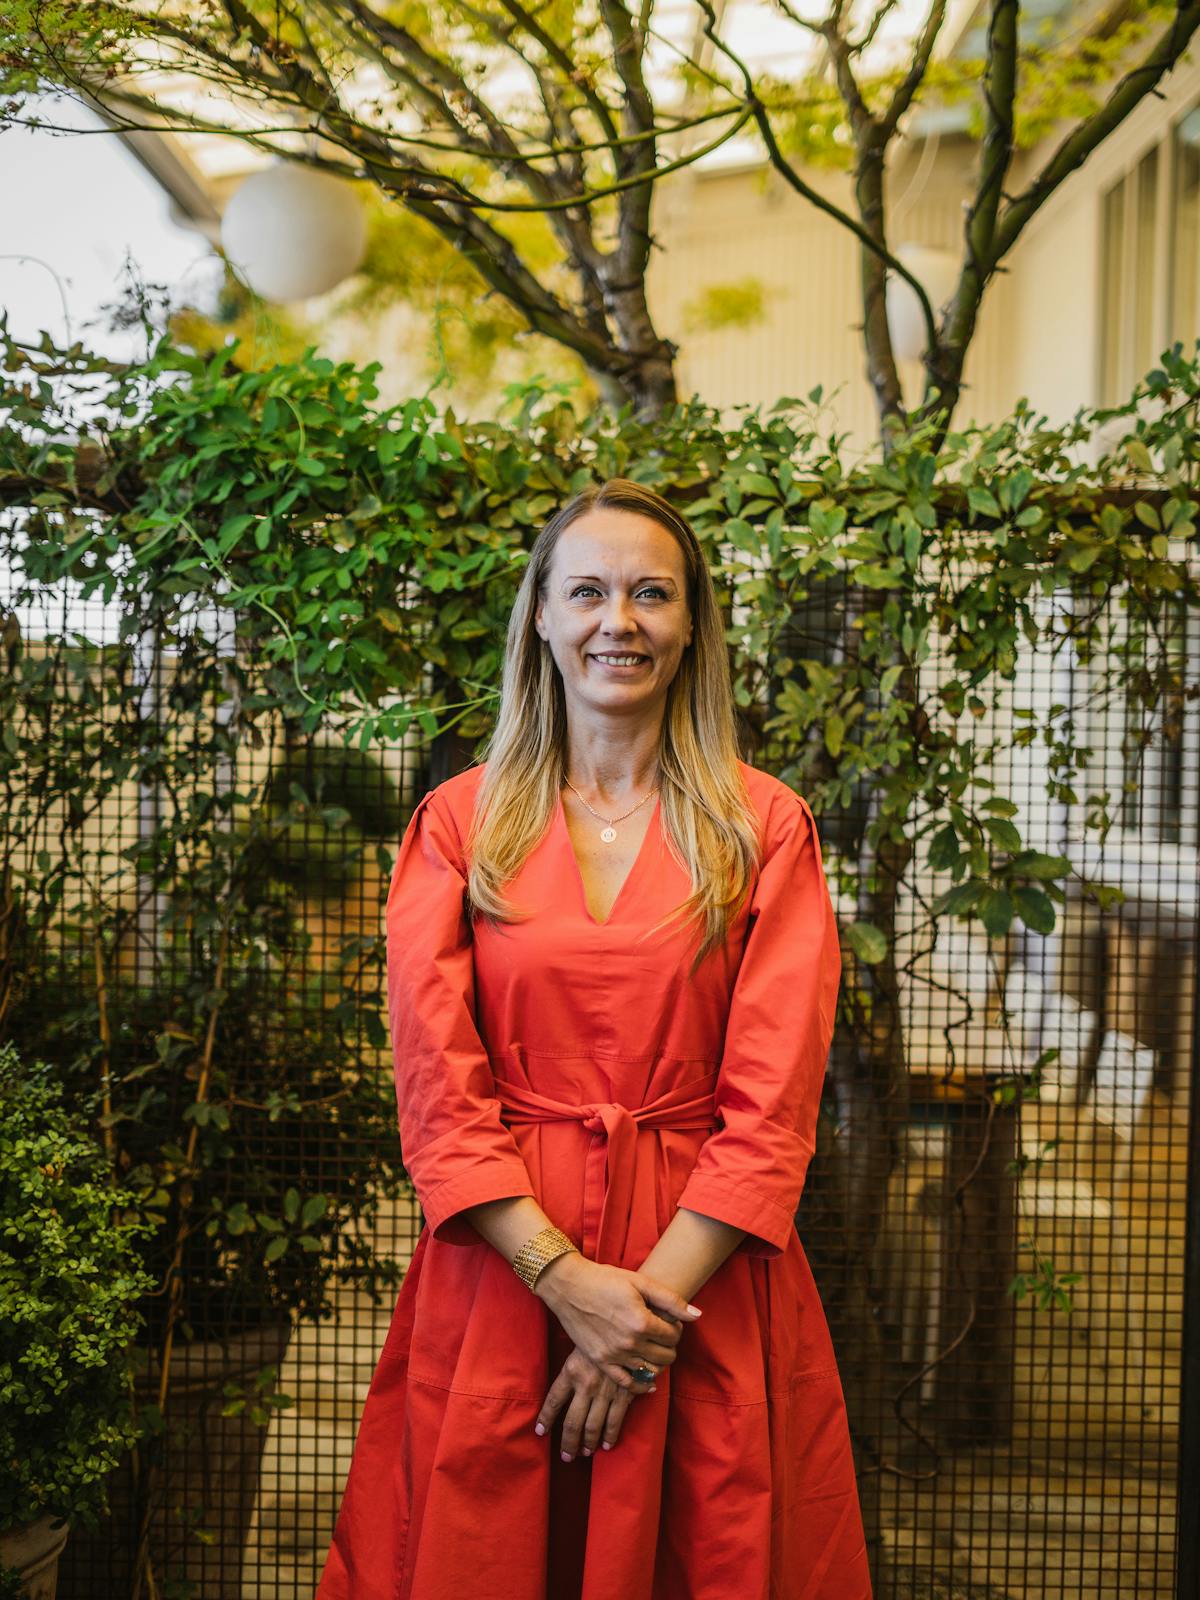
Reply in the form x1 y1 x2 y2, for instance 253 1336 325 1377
532 1247 585 1308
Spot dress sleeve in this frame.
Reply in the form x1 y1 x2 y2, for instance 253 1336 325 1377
674 789 842 1259
386 784 536 1246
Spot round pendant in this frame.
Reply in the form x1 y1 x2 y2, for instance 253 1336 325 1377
600 826 617 843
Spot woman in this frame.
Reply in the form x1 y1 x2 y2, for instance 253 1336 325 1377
316 478 873 1600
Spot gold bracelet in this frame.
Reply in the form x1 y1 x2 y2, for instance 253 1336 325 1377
511 1223 579 1291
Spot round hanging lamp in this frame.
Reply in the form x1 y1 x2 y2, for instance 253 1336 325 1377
221 160 368 302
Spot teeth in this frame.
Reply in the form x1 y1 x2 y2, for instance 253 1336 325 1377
595 655 645 665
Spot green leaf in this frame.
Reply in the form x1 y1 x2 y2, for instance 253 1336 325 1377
928 825 960 871
846 922 888 963
933 881 983 917
1009 851 1072 881
739 472 780 499
1014 886 1056 934
725 517 760 555
217 513 255 554
1125 438 1154 474
1066 541 1101 572
984 817 1022 853
979 889 1014 938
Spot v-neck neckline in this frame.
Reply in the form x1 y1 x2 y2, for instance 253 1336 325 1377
556 787 662 928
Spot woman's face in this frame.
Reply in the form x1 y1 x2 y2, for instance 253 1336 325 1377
534 509 694 717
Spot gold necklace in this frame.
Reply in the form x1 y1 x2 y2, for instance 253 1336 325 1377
563 777 660 843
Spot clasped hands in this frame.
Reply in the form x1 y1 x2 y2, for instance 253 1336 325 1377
531 1251 702 1462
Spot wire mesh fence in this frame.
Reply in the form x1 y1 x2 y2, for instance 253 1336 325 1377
2 542 1195 1600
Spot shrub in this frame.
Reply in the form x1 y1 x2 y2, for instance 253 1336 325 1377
0 1041 156 1533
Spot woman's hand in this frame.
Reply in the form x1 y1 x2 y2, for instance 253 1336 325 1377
535 1344 642 1460
533 1253 701 1391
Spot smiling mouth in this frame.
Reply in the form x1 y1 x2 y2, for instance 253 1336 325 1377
590 653 650 667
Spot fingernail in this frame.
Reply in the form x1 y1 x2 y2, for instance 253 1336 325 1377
534 1423 545 1436
561 1450 572 1462
649 1384 657 1392
687 1304 702 1315
582 1447 592 1456
602 1441 612 1449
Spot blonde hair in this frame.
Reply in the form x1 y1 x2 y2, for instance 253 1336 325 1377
464 477 763 975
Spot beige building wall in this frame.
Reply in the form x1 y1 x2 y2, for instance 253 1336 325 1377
132 44 1200 451
1005 54 1200 429
647 50 1200 450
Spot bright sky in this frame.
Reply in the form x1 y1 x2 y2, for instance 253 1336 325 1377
0 91 220 355
0 93 224 641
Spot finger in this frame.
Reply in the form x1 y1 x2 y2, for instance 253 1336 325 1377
633 1275 703 1324
599 1359 641 1392
622 1360 659 1392
600 1358 659 1394
629 1306 683 1348
633 1335 681 1366
559 1385 594 1462
601 1390 634 1451
579 1390 611 1457
534 1369 574 1437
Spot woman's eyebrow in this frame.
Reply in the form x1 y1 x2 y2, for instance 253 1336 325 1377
564 574 678 586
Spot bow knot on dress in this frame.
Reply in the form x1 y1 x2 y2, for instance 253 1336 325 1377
495 1074 721 1264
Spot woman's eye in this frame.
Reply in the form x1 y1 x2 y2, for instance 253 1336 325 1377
570 585 668 600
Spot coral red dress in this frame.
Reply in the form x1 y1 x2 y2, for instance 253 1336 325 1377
315 759 872 1600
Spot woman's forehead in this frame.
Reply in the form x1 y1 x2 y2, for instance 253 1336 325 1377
551 512 684 576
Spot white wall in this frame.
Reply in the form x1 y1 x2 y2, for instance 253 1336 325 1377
648 51 1200 448
1005 53 1200 424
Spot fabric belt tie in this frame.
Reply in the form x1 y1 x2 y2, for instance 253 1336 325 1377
494 1071 721 1265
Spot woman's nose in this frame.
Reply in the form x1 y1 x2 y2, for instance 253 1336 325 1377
599 596 637 631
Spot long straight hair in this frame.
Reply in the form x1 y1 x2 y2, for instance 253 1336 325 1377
464 478 763 974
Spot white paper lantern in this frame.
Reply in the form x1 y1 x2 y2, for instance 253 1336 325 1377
884 243 959 363
221 161 368 303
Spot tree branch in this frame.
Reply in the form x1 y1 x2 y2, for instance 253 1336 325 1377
694 0 939 359
880 0 948 136
992 0 1200 262
965 0 1018 282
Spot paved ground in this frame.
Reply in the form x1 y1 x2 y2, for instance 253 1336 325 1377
240 1193 419 1599
240 1190 1177 1600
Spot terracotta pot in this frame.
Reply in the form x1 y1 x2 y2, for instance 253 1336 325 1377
0 1513 70 1599
56 1320 292 1599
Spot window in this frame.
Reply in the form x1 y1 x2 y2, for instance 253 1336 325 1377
1117 593 1199 847
1098 105 1200 405
1169 106 1200 355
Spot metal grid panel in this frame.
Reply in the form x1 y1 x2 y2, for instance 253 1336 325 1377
2 551 1193 1600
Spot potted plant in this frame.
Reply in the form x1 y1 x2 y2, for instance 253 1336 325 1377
0 575 416 1593
4 922 407 1598
0 1041 156 1598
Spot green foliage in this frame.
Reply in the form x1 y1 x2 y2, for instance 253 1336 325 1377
3 954 407 1343
0 1042 155 1533
219 1361 295 1426
5 321 1200 976
1009 1255 1085 1314
4 321 1200 1404
260 745 408 897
